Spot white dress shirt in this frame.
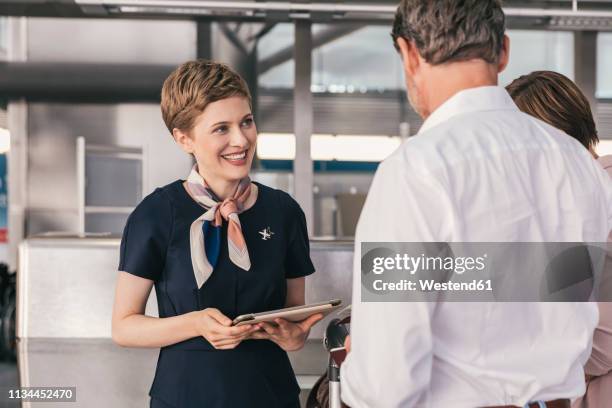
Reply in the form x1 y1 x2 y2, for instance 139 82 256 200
341 86 612 408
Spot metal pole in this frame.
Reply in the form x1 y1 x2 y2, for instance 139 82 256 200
328 358 342 408
6 17 27 271
574 31 598 126
196 21 212 60
76 137 86 237
211 23 260 121
293 19 314 236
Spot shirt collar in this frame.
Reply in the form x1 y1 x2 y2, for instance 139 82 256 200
419 86 519 134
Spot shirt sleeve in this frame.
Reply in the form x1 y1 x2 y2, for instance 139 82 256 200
282 192 315 279
340 153 454 408
118 189 172 281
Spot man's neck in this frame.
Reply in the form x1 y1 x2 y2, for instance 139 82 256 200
421 60 499 119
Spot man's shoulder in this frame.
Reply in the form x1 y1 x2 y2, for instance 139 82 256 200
399 108 586 165
414 108 534 142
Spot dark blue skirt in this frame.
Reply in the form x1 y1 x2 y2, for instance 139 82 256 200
148 340 301 408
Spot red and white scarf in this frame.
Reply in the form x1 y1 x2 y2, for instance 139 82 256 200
186 165 258 288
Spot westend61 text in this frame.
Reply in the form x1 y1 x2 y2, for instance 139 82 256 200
373 279 493 292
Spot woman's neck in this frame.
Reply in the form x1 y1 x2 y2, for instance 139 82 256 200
199 171 240 201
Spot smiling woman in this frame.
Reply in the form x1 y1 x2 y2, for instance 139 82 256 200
173 97 257 196
111 60 321 408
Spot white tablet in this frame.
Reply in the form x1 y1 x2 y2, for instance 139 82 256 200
232 299 342 326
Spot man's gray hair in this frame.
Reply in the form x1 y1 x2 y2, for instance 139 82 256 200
391 0 506 65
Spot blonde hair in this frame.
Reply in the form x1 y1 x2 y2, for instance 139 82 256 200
160 60 252 134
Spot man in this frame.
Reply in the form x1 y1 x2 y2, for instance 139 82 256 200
506 71 612 408
340 1 612 407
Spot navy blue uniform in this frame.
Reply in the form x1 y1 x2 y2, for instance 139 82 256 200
119 180 315 408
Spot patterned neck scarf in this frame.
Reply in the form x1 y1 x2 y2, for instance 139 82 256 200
186 165 258 288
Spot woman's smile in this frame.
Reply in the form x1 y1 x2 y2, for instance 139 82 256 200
221 149 249 166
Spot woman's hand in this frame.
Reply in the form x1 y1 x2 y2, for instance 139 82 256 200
249 314 324 351
192 308 260 350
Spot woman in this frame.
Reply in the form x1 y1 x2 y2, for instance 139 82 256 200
507 70 612 408
111 60 322 408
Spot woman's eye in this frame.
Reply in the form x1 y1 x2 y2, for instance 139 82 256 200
214 126 228 134
241 118 254 128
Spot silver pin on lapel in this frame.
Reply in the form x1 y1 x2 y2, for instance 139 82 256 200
259 227 274 240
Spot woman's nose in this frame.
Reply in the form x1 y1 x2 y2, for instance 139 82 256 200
229 128 249 147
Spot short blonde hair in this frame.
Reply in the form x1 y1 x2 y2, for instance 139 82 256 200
160 59 252 134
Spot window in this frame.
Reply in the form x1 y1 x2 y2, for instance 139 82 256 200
258 24 404 92
597 33 612 99
500 30 574 87
259 26 575 92
258 24 295 89
311 25 404 93
0 17 7 60
0 128 8 154
597 140 612 157
257 133 401 162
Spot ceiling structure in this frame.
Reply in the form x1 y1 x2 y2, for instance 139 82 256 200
1 0 612 27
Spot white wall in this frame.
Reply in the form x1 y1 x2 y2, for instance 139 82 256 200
15 18 197 236
26 18 196 64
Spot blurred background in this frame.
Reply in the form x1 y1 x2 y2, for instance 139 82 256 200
0 0 611 406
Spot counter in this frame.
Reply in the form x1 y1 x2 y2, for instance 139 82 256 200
17 237 353 407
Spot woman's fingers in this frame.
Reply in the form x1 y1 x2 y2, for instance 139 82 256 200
275 318 292 331
205 308 233 326
260 322 281 336
215 323 255 337
199 310 262 345
236 326 261 340
248 330 270 340
297 313 324 331
211 326 265 348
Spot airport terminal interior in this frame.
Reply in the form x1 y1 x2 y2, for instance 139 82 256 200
0 0 611 407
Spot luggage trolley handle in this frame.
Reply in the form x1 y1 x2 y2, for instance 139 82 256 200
324 316 350 408
328 356 342 408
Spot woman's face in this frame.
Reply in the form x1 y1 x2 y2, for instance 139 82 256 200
177 96 257 183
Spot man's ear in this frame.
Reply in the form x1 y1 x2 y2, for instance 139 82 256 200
497 34 510 73
172 128 194 154
396 37 421 78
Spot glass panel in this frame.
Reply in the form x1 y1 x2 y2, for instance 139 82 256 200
597 140 612 157
258 24 295 89
312 25 403 92
85 213 130 235
0 128 9 154
257 132 401 162
500 30 574 86
0 17 7 60
85 155 142 207
259 26 574 92
259 24 404 91
597 33 612 99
